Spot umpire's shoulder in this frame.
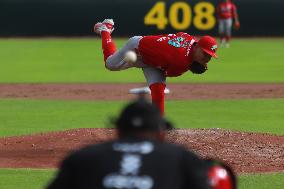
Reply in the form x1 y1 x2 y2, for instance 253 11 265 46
157 141 201 160
62 141 114 163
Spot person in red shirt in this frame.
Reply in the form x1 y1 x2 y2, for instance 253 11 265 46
94 19 218 115
216 0 240 48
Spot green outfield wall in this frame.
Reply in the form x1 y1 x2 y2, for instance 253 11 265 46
0 0 283 36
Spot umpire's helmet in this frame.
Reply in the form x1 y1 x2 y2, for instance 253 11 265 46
115 96 173 133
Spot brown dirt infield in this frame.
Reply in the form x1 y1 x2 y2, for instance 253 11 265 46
0 83 284 174
0 83 283 100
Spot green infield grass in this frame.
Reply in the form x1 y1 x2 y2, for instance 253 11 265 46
0 38 283 83
239 172 284 189
0 168 283 189
1 98 283 137
0 38 283 189
0 169 54 189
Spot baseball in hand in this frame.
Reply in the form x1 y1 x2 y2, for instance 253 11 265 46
124 51 137 63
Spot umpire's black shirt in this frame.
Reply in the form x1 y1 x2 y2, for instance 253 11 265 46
47 137 210 189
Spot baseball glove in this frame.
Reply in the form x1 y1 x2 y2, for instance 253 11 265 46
234 21 240 30
190 61 207 74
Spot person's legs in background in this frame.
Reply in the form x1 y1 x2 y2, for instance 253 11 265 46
224 18 233 48
218 19 226 47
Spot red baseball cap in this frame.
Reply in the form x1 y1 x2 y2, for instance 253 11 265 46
197 36 218 58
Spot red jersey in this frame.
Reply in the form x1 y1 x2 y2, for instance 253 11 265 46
138 32 196 77
217 2 237 19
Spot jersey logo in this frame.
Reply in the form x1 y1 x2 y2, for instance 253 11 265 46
113 142 154 154
168 37 184 48
103 143 155 189
120 154 141 175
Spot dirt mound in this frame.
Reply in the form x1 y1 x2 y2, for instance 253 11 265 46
0 128 283 174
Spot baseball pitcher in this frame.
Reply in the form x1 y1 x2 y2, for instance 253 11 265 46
93 19 218 115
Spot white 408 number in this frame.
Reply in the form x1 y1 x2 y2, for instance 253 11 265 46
144 1 216 30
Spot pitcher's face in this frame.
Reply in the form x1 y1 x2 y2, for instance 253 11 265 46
193 46 212 66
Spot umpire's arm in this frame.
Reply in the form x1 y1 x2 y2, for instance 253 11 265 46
182 150 211 189
46 154 78 189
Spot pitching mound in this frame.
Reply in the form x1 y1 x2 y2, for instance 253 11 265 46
0 128 283 174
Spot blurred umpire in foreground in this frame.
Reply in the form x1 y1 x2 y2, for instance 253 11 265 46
46 96 236 189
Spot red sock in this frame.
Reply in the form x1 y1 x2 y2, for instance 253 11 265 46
149 83 166 115
101 31 116 62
